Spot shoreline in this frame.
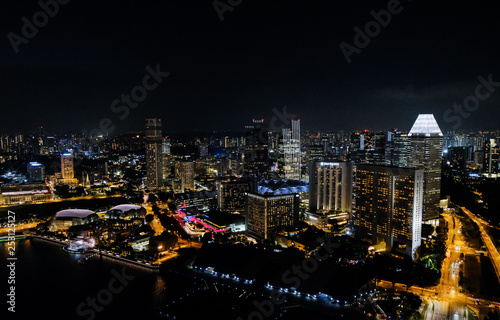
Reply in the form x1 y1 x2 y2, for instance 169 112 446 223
9 234 160 271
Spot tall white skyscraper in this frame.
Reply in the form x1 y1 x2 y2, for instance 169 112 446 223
408 114 443 221
281 119 301 180
145 118 163 190
483 138 499 178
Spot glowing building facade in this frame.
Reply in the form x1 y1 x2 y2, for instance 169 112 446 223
145 118 163 190
407 114 443 221
308 161 353 214
245 192 299 239
354 164 423 260
483 138 499 178
280 119 301 180
61 152 74 181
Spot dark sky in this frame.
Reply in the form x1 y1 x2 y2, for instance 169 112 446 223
1 0 500 135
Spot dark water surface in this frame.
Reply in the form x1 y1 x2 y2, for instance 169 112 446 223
1 238 170 320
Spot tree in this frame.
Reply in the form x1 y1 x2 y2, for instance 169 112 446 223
152 204 160 216
145 214 154 223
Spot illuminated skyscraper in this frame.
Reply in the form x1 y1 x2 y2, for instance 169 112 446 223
309 161 353 214
217 179 256 214
354 164 423 260
243 119 269 179
162 138 171 180
280 119 301 180
483 138 499 178
61 152 74 181
176 160 195 192
145 118 163 190
448 146 468 179
27 162 45 182
385 130 409 167
408 114 443 221
245 192 299 239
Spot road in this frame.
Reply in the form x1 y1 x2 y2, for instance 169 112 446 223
421 209 500 319
0 194 123 208
0 222 39 235
462 207 500 283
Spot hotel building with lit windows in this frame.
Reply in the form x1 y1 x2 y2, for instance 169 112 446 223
305 161 353 230
245 192 299 239
354 164 423 260
308 161 353 214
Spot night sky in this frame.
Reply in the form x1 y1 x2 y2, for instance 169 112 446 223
1 0 500 135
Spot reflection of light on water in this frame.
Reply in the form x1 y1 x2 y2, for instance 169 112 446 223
65 235 96 252
154 275 167 295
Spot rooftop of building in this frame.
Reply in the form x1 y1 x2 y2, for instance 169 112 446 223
174 190 217 200
408 114 443 137
55 209 96 219
108 204 143 212
258 179 308 195
203 211 245 227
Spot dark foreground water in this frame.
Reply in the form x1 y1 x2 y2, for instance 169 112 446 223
1 239 368 320
1 238 169 320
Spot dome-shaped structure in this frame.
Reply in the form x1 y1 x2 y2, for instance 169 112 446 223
105 204 146 220
49 209 98 230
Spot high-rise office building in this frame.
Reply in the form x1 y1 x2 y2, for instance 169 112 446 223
162 138 171 180
27 162 45 182
243 119 269 179
145 118 163 190
245 192 299 239
448 146 468 179
306 145 324 166
385 130 409 167
61 152 74 181
217 179 256 214
309 161 353 214
483 138 499 178
408 114 443 221
392 131 409 167
175 160 195 192
349 132 364 163
280 119 301 180
365 132 387 165
354 164 424 260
